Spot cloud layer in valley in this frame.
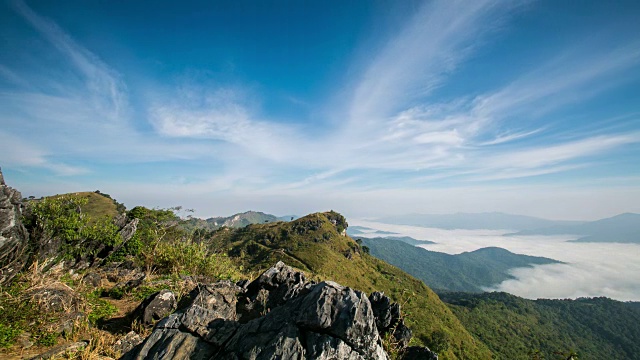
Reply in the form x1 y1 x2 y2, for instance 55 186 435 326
353 220 640 301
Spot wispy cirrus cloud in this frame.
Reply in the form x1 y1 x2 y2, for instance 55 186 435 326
10 0 127 121
348 0 529 123
148 85 302 162
483 134 640 170
2 1 228 173
472 44 640 121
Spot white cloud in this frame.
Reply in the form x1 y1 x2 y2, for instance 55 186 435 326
147 86 301 162
0 131 88 176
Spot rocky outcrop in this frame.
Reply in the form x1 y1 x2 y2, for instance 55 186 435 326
125 262 398 360
0 167 29 283
124 262 438 360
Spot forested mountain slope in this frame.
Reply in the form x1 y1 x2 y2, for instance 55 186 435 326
440 292 640 360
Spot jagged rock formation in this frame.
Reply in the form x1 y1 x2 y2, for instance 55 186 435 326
0 167 29 283
369 291 412 348
124 262 438 360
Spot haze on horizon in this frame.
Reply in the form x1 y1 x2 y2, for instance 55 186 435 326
1 0 640 221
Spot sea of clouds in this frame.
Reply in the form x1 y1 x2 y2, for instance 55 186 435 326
352 220 640 301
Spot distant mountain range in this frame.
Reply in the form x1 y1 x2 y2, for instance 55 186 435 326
508 213 640 244
374 212 583 231
374 211 640 243
361 236 560 293
182 211 289 231
347 225 401 236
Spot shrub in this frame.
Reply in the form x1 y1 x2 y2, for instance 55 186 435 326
153 240 240 280
0 323 21 348
24 195 125 262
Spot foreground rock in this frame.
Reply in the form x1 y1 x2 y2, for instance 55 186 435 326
0 167 29 283
124 262 438 360
132 289 177 326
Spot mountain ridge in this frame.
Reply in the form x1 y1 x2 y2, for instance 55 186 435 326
181 210 284 231
509 212 640 243
374 212 584 231
361 237 560 293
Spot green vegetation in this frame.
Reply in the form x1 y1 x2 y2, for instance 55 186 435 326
21 196 242 281
362 238 559 292
126 205 242 280
0 274 63 349
441 292 640 360
52 191 121 220
87 290 118 325
24 194 123 263
1 194 245 352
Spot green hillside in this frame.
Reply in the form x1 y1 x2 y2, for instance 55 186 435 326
362 237 559 292
205 211 493 360
46 191 122 220
440 292 640 360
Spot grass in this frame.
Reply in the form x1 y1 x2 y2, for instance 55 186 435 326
71 192 120 221
44 191 120 221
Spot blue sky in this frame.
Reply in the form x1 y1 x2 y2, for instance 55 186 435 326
1 0 639 220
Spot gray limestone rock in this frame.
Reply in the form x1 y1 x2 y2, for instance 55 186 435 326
369 291 412 348
124 263 391 360
112 331 143 356
133 289 177 326
219 280 387 360
237 260 309 322
0 167 29 283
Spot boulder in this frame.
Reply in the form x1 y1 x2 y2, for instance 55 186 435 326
220 281 388 360
133 289 177 326
124 262 390 360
